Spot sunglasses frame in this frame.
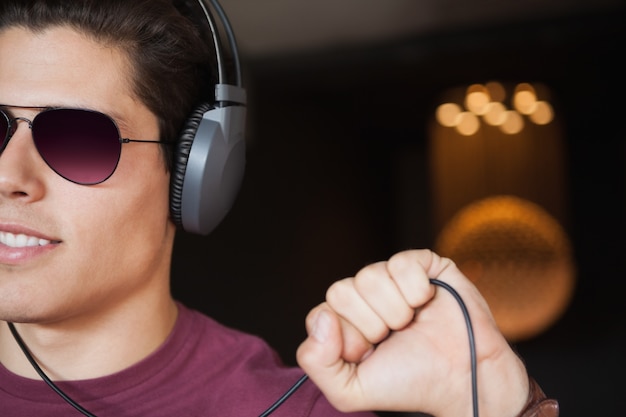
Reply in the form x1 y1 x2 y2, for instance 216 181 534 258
0 104 171 184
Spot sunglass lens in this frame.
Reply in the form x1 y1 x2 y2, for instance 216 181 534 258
33 109 121 184
0 110 10 148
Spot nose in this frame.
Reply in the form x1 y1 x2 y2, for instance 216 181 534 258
0 121 46 202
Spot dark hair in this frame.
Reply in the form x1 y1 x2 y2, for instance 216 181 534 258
0 0 216 169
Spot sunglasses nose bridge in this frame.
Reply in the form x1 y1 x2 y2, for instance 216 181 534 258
3 117 34 144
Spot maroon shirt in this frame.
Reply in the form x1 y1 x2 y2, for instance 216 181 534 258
0 303 375 417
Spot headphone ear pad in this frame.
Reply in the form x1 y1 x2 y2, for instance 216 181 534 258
170 102 213 228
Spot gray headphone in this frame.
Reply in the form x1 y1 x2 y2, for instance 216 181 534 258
169 0 246 236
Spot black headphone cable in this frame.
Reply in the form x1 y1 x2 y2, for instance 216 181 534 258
7 321 98 417
6 278 479 417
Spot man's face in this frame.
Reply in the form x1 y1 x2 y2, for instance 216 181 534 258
0 26 176 324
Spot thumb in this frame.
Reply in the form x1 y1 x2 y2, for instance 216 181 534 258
296 308 365 412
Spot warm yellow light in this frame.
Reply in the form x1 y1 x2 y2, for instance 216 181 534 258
436 103 462 127
466 92 490 115
483 102 507 126
514 83 536 94
465 84 491 115
435 195 576 342
514 90 537 115
455 112 480 136
435 81 555 133
485 81 506 102
500 110 524 134
529 101 554 125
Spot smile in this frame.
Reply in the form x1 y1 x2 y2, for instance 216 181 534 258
0 231 52 248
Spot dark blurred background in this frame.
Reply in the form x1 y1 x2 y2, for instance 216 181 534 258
171 1 626 415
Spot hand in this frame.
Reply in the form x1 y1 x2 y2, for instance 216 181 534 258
296 249 530 417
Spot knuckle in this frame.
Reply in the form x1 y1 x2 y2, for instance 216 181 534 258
325 278 354 308
369 325 391 344
388 308 415 330
354 261 385 290
387 252 411 276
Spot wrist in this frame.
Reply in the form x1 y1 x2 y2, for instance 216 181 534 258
515 377 559 417
477 352 529 417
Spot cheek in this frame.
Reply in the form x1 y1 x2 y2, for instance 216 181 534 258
112 146 172 220
60 173 173 291
108 173 171 234
58 141 173 255
62 158 172 251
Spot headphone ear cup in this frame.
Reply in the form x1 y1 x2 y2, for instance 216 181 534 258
170 102 211 229
170 102 246 235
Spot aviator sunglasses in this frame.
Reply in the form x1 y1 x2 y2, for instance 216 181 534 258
0 105 169 185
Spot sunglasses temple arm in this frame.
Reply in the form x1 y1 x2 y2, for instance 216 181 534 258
120 138 172 144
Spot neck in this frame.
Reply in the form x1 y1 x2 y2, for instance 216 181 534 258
0 293 178 381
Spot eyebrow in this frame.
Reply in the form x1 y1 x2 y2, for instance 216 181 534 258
0 104 53 110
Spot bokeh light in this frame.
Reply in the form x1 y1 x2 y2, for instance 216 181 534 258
529 100 554 125
483 102 507 126
500 110 524 134
436 102 463 127
465 84 491 115
435 195 576 341
455 111 480 136
435 81 555 135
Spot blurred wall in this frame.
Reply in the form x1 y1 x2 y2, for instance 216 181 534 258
172 9 625 416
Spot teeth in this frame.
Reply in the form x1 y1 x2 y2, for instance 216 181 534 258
0 231 51 248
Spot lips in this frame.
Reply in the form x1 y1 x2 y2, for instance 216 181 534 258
0 227 61 265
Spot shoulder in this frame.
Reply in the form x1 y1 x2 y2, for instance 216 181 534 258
175 303 285 369
175 304 375 417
